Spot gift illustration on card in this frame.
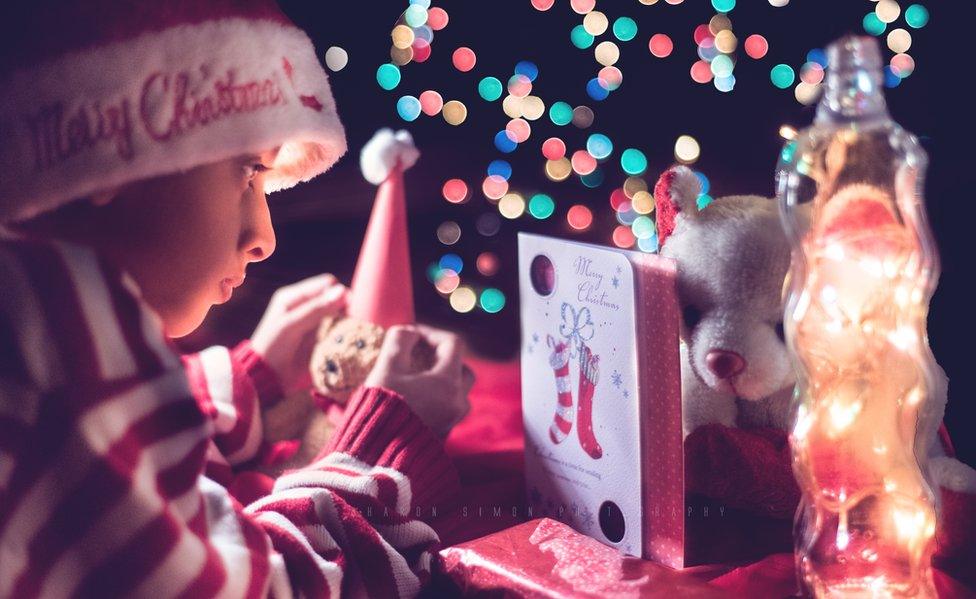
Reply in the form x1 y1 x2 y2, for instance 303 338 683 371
518 233 685 566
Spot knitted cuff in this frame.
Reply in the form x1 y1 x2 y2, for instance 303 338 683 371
325 386 461 513
231 340 285 407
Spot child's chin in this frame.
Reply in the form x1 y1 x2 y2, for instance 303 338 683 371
164 306 211 339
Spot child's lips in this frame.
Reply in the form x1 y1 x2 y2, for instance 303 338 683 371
218 273 245 303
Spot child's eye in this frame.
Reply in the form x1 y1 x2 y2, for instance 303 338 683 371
244 163 271 183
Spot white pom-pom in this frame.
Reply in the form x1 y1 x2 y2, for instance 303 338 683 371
360 128 420 185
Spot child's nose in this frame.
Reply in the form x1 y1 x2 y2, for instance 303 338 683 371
243 195 276 261
706 349 746 380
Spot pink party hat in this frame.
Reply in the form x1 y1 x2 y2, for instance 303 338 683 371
349 129 420 328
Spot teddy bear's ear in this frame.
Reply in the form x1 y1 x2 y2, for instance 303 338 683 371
316 315 338 340
654 165 702 247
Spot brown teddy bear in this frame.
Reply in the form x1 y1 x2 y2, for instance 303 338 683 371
260 315 436 474
310 315 386 403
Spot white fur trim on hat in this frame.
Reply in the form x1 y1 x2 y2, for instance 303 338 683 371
0 18 347 223
359 128 420 185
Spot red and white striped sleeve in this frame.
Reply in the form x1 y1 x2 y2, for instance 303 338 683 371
0 238 461 598
182 340 283 469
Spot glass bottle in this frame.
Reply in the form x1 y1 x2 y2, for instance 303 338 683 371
776 36 940 597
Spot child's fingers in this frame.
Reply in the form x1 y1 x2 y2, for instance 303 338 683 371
283 285 346 330
421 328 463 377
380 325 422 371
275 273 340 310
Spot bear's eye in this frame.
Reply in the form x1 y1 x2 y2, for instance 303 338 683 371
682 305 702 330
775 321 785 342
355 339 366 349
334 335 344 344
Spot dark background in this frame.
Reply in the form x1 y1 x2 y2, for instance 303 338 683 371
181 1 975 466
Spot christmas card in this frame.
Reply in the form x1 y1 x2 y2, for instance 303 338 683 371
518 233 684 567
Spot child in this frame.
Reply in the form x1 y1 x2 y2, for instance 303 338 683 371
0 1 470 597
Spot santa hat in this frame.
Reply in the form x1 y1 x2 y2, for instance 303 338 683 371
348 128 420 329
0 0 346 223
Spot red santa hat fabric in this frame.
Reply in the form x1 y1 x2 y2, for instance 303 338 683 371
0 0 346 223
348 129 420 329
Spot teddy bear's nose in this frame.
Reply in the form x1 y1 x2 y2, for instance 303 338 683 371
325 359 339 374
706 349 746 380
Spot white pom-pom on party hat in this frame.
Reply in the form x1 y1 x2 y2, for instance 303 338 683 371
348 129 420 328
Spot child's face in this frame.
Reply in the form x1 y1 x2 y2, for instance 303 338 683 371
86 149 280 337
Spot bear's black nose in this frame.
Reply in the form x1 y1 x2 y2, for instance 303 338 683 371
325 359 338 374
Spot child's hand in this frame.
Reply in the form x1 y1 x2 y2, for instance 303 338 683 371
364 324 474 439
252 274 348 394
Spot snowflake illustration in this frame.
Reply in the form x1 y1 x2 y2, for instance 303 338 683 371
532 333 540 343
615 265 622 274
610 370 623 388
611 275 620 289
623 389 630 399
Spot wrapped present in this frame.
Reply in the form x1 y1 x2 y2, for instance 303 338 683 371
437 518 730 598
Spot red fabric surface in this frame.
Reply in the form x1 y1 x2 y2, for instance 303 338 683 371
441 358 975 597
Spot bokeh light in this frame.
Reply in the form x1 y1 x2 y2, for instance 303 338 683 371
529 193 556 219
571 150 598 175
770 64 796 89
479 288 506 313
649 33 674 58
613 225 636 248
586 77 610 101
498 193 526 219
586 133 614 160
572 106 595 128
450 286 477 313
583 11 608 36
620 148 648 175
419 90 443 116
567 205 594 231
613 17 639 42
442 100 467 125
482 174 509 200
476 213 501 236
595 41 621 66
863 12 887 36
506 118 532 143
487 159 512 180
324 46 348 72
376 63 401 90
571 25 595 49
744 35 768 59
545 158 573 181
905 4 929 28
439 253 464 274
452 47 477 72
674 135 701 163
442 178 468 204
494 129 518 153
478 77 503 101
396 95 421 121
542 137 567 160
875 0 901 24
550 101 573 126
476 252 499 276
571 0 596 14
436 221 461 245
